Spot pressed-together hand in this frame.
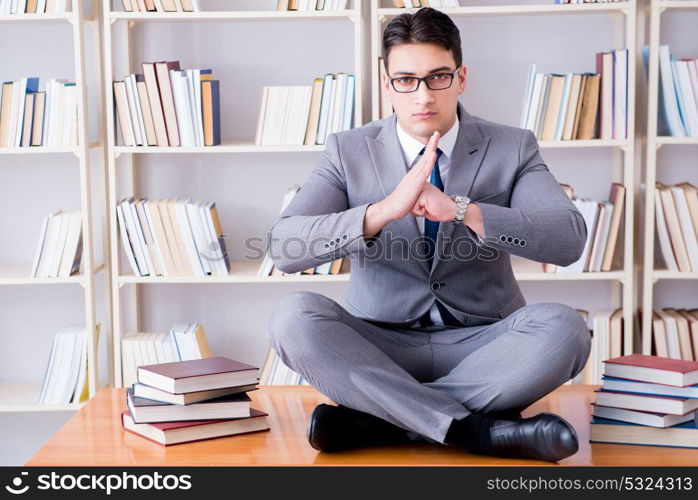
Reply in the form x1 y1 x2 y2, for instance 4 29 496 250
411 181 457 222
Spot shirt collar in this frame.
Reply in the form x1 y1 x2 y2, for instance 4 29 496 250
396 113 459 167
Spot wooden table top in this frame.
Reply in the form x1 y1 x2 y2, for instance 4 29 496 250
27 385 698 466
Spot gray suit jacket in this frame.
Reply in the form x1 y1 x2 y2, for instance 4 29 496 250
269 103 587 327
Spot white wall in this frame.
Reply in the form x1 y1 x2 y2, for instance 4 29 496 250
1 0 694 388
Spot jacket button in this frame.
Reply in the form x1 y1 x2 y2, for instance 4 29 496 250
324 244 330 249
520 239 527 247
513 238 520 245
342 234 348 240
431 282 441 291
507 236 513 243
499 235 507 242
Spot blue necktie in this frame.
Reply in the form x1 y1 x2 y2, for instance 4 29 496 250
418 147 462 327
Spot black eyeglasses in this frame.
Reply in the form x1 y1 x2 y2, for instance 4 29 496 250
388 67 461 93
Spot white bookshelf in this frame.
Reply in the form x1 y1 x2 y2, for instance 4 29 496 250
102 0 366 387
640 0 698 354
0 4 104 412
370 0 637 355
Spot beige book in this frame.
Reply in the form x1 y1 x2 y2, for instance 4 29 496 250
45 0 57 12
652 312 669 358
31 92 45 146
121 0 133 11
658 183 691 272
135 80 157 146
157 199 186 275
141 63 169 146
145 199 175 276
676 183 698 243
575 74 600 140
160 0 177 10
665 308 694 361
21 93 35 147
144 0 156 10
330 258 344 275
190 324 212 358
303 78 324 145
155 61 181 147
677 309 698 361
570 74 587 139
392 0 406 6
207 202 230 274
601 183 626 272
539 74 565 141
609 308 623 359
586 202 608 272
288 0 298 9
271 266 284 276
561 74 582 141
166 199 194 275
0 82 14 148
113 81 135 146
410 0 421 6
180 0 194 10
277 0 289 10
26 0 38 12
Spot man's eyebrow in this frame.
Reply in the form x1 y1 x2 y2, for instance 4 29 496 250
391 66 453 76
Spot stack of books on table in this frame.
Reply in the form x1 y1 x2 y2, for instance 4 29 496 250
590 354 698 448
122 357 269 446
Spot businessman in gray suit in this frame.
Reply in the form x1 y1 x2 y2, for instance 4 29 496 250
267 7 591 462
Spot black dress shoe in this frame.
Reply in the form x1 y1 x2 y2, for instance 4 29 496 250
307 404 411 452
483 412 579 462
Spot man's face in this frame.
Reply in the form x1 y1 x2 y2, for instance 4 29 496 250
382 42 466 144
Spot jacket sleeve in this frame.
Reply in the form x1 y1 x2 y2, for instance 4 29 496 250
475 129 588 266
267 133 379 274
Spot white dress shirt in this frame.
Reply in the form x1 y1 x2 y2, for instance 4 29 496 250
396 116 459 326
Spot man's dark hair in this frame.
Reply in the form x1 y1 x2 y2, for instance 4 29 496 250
382 7 462 75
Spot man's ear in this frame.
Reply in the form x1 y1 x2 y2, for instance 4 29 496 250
458 66 467 93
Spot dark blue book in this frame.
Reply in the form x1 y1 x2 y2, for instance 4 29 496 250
602 375 698 399
590 416 698 449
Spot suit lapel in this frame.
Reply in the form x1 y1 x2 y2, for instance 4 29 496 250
433 103 491 272
366 114 430 275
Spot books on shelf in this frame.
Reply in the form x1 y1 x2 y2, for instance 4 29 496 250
648 308 698 361
541 182 625 274
260 347 311 385
642 46 698 138
554 0 627 3
653 182 698 273
120 322 213 387
389 1 461 7
122 356 268 446
30 210 83 278
520 51 627 141
0 0 70 13
277 0 349 10
116 197 230 277
590 354 698 448
114 62 219 147
0 78 77 148
39 324 99 406
255 72 356 147
119 0 200 12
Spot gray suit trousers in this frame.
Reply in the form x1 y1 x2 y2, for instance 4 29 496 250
268 291 591 444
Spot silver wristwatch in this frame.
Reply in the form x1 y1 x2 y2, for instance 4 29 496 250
450 195 470 225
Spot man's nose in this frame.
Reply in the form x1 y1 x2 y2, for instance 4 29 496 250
415 81 437 104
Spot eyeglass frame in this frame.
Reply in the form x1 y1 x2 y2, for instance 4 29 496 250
387 66 462 93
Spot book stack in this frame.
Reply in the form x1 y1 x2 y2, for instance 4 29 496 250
0 78 78 148
121 322 213 387
257 185 347 277
30 210 83 278
650 308 698 361
260 347 311 385
119 0 199 12
0 0 70 13
590 354 698 448
39 325 99 406
542 183 626 274
113 62 220 147
122 357 269 446
642 46 698 137
521 52 628 141
255 72 355 147
653 182 698 273
117 197 229 277
276 0 349 10
390 1 461 7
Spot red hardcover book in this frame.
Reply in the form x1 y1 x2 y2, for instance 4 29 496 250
603 354 698 387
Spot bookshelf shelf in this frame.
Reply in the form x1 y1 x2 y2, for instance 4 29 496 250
109 10 358 22
0 382 86 413
0 3 106 411
641 0 697 354
377 2 632 19
370 0 638 361
103 0 366 387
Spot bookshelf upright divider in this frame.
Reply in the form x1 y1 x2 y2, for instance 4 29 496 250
0 2 104 411
102 1 366 387
370 0 637 355
640 0 698 355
